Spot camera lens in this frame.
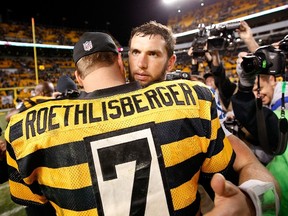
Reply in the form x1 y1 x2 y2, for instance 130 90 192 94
241 55 261 74
208 37 226 50
279 40 288 53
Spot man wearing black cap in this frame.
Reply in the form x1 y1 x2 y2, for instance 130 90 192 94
53 74 79 98
5 31 279 216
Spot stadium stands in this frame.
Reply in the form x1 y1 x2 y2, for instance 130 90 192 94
0 0 287 109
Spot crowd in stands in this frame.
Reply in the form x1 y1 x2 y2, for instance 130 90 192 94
0 0 287 109
167 0 287 33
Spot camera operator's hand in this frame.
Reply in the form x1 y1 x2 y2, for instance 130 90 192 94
188 47 194 57
237 21 259 53
236 52 256 88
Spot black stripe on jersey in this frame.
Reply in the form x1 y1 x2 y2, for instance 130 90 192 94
192 85 214 101
11 194 47 207
7 164 23 183
210 98 219 120
165 152 205 189
206 126 226 158
18 140 87 178
193 84 218 121
11 186 93 213
155 118 210 145
9 120 23 142
42 185 97 211
174 192 201 216
6 141 17 161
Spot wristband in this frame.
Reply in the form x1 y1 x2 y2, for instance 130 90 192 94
239 180 279 216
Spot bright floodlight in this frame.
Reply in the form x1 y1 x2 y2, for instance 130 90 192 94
163 0 185 5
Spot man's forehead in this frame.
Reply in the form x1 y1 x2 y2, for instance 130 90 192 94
131 34 166 52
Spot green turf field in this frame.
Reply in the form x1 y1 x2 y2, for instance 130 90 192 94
0 182 26 216
0 109 26 215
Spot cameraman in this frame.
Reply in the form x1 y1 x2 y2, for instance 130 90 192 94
188 45 237 136
232 48 285 164
232 41 288 216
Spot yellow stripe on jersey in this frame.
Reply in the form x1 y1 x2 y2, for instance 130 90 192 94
6 148 18 169
34 163 92 189
171 170 200 210
202 136 234 173
161 136 208 167
9 179 48 204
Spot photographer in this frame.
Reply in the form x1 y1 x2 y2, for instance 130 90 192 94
188 42 237 133
232 48 284 164
189 21 241 118
232 41 288 215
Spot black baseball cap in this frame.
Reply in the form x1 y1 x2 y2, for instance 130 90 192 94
73 32 118 64
203 72 214 79
56 75 78 93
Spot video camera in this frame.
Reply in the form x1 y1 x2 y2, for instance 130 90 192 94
208 21 240 51
279 34 288 54
190 24 208 59
166 70 191 81
190 21 240 60
241 45 286 77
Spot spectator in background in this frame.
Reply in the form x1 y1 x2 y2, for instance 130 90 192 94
203 72 216 89
52 74 79 99
5 81 55 122
5 30 280 216
188 44 237 138
231 21 288 164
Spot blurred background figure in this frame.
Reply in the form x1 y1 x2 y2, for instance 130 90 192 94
5 81 55 122
53 74 79 98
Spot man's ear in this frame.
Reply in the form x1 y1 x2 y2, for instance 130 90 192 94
117 53 126 78
167 54 177 72
75 70 83 87
269 75 277 87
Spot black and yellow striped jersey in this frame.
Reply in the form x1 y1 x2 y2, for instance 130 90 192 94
17 95 53 112
5 80 236 216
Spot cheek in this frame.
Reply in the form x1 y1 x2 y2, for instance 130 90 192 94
128 58 137 70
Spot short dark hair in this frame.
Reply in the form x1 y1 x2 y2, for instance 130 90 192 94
129 20 176 58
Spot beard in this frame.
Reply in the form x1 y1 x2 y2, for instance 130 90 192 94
127 61 168 87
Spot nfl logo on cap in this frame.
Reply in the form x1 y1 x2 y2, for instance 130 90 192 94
83 41 93 51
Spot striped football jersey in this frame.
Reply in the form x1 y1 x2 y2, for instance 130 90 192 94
5 80 236 216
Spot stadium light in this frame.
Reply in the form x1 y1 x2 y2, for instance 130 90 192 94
0 41 73 49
